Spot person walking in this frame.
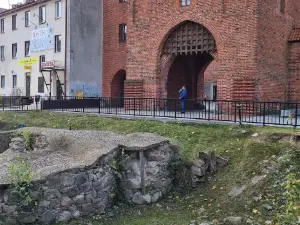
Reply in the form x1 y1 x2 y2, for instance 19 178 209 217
179 86 188 114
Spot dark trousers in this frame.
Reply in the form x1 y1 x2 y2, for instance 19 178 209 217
181 99 186 113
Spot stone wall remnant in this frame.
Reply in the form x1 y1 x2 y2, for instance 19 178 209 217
0 128 180 224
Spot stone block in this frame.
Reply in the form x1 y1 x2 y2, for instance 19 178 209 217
121 177 141 190
151 192 162 203
44 189 61 200
60 174 75 187
39 211 56 224
38 201 50 211
3 205 17 214
57 211 72 222
29 191 41 201
61 196 74 207
79 182 92 192
74 194 85 205
81 203 93 216
75 174 88 186
6 191 20 204
132 192 144 205
64 186 79 198
73 210 81 219
19 213 36 224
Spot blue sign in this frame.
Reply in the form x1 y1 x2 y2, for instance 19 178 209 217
30 26 54 52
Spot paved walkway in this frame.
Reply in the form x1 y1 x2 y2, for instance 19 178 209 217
54 109 299 128
1 105 298 128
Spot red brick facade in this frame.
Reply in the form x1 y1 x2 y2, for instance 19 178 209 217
103 0 300 102
103 1 128 98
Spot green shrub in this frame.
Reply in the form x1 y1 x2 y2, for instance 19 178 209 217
22 129 33 151
8 154 34 205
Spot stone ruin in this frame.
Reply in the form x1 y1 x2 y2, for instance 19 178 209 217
0 128 227 224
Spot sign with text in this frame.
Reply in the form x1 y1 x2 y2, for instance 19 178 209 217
18 57 38 66
30 26 54 52
41 61 55 69
24 66 32 70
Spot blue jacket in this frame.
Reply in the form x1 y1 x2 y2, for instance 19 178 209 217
179 89 188 100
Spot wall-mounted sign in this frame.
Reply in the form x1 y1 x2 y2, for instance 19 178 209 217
30 26 54 52
76 92 84 99
41 61 55 69
18 57 38 66
24 65 32 70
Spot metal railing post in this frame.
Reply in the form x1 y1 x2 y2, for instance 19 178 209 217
263 102 266 126
134 98 136 116
234 102 237 123
208 100 211 120
116 98 118 115
174 99 177 119
61 97 64 112
48 97 51 111
153 99 156 118
295 103 298 128
98 98 101 114
238 103 242 126
83 97 85 113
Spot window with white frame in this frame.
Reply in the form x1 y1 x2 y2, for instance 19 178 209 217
39 6 46 24
55 35 61 52
12 43 17 59
181 0 191 7
280 0 285 13
12 14 17 30
0 19 4 33
38 77 44 93
1 76 5 88
39 55 45 71
55 1 62 19
12 75 17 88
25 11 30 27
0 46 4 61
25 41 30 57
119 24 127 43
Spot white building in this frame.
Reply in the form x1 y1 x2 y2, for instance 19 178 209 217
0 0 103 98
0 0 66 98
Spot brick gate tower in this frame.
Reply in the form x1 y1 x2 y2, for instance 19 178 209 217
103 0 300 103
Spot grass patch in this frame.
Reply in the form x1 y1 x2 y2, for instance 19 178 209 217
0 111 299 225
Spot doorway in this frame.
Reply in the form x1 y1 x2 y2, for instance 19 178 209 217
166 53 213 109
25 72 31 97
111 70 126 107
160 21 217 110
56 80 63 99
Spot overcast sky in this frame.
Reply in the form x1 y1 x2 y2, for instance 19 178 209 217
0 0 21 9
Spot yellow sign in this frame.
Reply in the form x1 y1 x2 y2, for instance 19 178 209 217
24 65 32 70
76 92 84 99
18 57 38 66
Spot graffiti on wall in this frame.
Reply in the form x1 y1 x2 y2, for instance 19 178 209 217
69 82 102 97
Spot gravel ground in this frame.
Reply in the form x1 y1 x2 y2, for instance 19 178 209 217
0 127 169 185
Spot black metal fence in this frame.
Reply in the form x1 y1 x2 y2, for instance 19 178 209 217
0 96 299 127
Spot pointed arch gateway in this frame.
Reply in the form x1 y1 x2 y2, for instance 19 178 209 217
111 69 126 107
160 21 217 109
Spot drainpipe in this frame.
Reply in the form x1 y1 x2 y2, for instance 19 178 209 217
64 0 68 97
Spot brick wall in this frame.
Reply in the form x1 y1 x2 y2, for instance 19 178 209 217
124 0 259 101
103 1 128 97
257 0 300 102
288 42 300 102
204 61 220 83
103 0 300 103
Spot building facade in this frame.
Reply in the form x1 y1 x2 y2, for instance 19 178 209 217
103 0 300 103
0 0 66 97
0 0 103 98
